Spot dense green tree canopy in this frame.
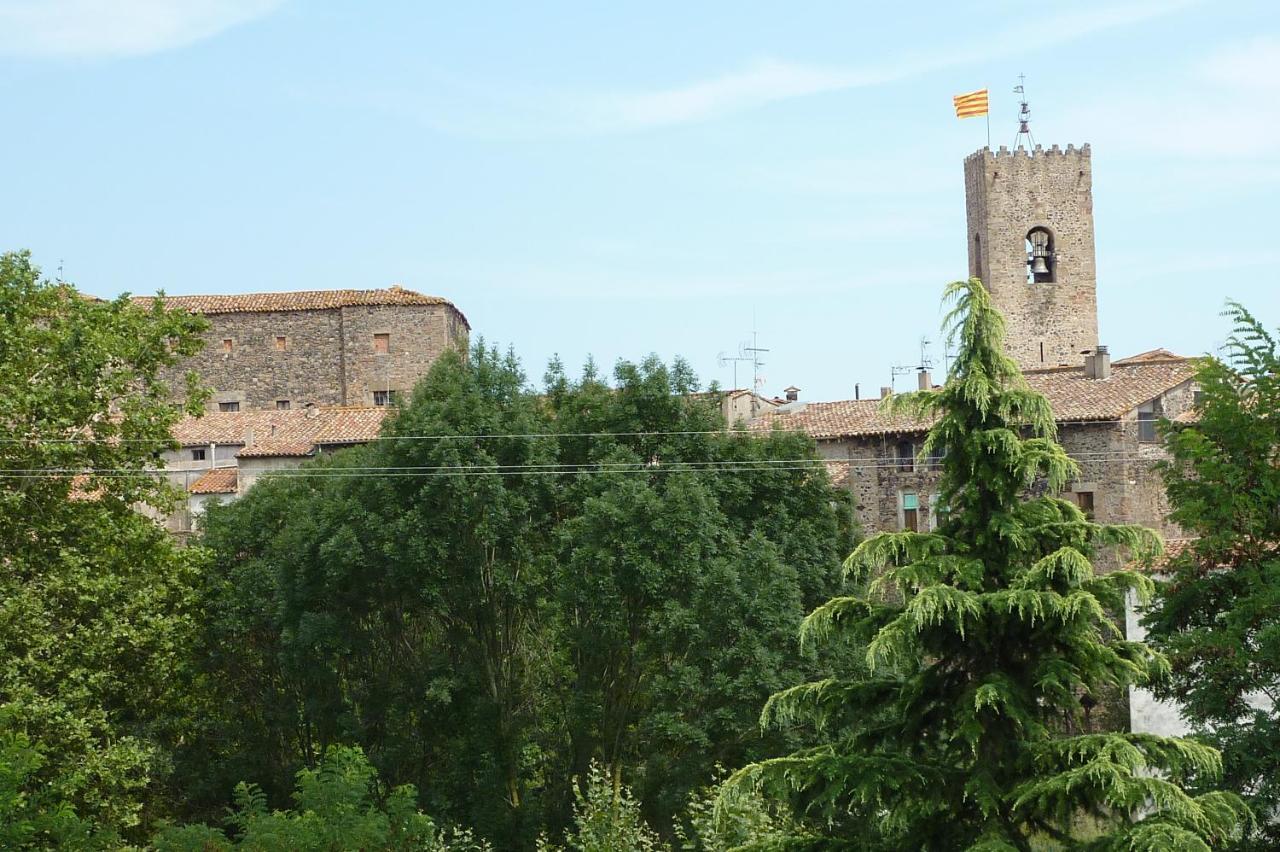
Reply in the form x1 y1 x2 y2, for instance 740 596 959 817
1143 302 1280 850
183 344 855 847
0 250 209 843
725 279 1249 850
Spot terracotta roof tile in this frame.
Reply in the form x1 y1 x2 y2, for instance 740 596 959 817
189 467 238 494
132 286 468 328
172 407 391 458
753 356 1197 440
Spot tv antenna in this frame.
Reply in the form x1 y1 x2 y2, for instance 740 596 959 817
890 336 934 390
718 327 770 415
1013 73 1036 150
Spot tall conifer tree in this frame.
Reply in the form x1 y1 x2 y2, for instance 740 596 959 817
726 279 1248 850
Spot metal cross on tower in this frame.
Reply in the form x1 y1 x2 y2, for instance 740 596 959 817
1013 73 1036 150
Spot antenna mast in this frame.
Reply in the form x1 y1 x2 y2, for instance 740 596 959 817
1013 73 1036 150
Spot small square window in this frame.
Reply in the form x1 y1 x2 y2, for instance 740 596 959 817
276 400 291 410
274 336 287 351
373 333 390 354
218 401 240 413
222 338 234 353
191 448 206 461
373 390 395 407
1074 491 1095 519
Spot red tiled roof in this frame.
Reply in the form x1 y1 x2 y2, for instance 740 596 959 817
189 467 238 494
132 286 468 327
173 407 391 458
753 355 1197 440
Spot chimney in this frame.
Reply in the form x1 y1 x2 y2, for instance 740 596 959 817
917 370 932 391
784 386 800 402
855 383 861 400
1085 345 1111 380
880 386 894 399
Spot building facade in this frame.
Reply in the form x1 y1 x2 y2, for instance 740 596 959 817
137 287 469 411
162 406 392 533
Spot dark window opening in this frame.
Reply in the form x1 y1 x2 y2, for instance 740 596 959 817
373 390 396 407
972 234 982 279
896 439 915 472
1039 341 1045 363
1026 227 1055 283
1138 404 1158 443
276 400 291 410
218 401 240 413
1074 491 1095 519
191 448 206 461
926 443 946 470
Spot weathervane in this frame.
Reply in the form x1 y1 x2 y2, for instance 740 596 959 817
1013 73 1036 150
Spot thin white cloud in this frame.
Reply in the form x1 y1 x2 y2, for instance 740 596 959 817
0 0 285 58
594 1 1196 130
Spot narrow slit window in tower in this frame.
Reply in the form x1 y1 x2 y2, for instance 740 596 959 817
972 234 982 279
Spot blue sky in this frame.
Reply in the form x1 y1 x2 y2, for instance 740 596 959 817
2 1 1277 400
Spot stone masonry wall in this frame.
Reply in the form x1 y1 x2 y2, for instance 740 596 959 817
160 303 467 410
825 380 1195 544
965 146 1099 370
339 304 459 407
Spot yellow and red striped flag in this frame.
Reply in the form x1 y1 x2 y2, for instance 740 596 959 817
953 89 989 119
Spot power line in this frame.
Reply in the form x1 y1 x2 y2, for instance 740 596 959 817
0 454 1174 480
0 417 1189 446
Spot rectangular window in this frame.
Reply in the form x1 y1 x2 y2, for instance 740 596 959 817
373 390 395 407
191 448 206 461
1137 404 1158 443
896 439 915 472
276 400 291 410
901 492 919 532
218 401 240 413
222 338 234 353
274 335 287 351
373 333 390 354
1074 491 1095 519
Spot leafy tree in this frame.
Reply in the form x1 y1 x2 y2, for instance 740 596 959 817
154 745 490 851
544 356 856 827
187 344 561 846
675 768 799 851
0 711 112 850
1142 301 1280 849
536 761 663 852
182 346 854 848
724 279 1250 850
0 250 208 839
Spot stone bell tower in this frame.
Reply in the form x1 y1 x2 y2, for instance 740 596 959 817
963 143 1099 370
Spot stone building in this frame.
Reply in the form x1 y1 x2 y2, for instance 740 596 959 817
752 143 1199 735
161 406 392 533
136 286 469 411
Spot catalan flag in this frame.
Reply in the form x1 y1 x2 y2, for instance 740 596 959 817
953 89 989 119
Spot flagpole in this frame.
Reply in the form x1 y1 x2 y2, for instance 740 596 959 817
985 86 990 148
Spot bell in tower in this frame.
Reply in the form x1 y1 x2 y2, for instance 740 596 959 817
1026 227 1054 283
